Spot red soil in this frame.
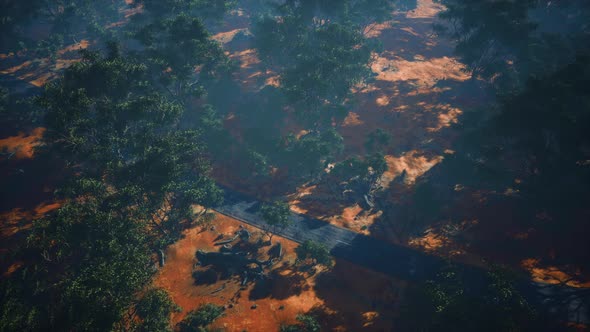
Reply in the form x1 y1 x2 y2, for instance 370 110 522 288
154 213 404 331
0 127 45 159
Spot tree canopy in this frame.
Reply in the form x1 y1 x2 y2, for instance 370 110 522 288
280 314 321 332
2 180 154 331
252 0 381 126
135 288 179 332
260 200 292 242
295 240 333 268
177 303 224 332
399 266 543 332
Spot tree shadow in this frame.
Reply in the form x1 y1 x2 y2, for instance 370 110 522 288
192 267 220 286
309 260 403 331
249 268 309 301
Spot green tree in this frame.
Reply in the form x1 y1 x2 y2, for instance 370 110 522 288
282 128 344 180
260 201 292 243
138 0 234 20
177 303 224 332
39 47 222 243
434 0 538 85
330 152 387 197
0 179 154 331
0 0 129 57
134 13 232 101
280 314 321 332
434 0 589 90
253 3 376 126
272 0 403 29
135 288 180 332
1 5 233 332
295 240 333 268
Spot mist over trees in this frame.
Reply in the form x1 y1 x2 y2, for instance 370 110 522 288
1 0 589 330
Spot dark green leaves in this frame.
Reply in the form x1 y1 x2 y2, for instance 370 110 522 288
178 303 224 332
295 240 333 268
24 186 154 331
253 2 377 125
136 288 179 332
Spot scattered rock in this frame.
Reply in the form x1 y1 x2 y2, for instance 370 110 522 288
158 249 166 267
251 303 257 309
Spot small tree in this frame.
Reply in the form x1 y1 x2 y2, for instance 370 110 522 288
280 314 321 332
283 128 344 180
366 152 388 186
136 288 180 332
177 303 224 332
295 240 333 268
260 201 292 244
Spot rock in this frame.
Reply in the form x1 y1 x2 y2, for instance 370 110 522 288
251 304 257 309
268 242 283 259
238 228 251 240
364 194 375 208
158 249 166 267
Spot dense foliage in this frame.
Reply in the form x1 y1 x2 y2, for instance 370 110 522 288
295 240 333 268
2 180 154 331
399 266 541 332
253 0 380 125
280 314 321 332
177 303 224 332
1 0 589 330
0 1 234 330
261 200 292 243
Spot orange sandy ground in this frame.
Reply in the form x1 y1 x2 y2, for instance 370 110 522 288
0 127 45 159
154 213 404 331
0 40 90 87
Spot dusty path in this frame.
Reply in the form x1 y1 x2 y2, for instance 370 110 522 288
216 187 589 325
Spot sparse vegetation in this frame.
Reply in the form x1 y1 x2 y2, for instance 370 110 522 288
295 240 333 268
260 201 292 243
